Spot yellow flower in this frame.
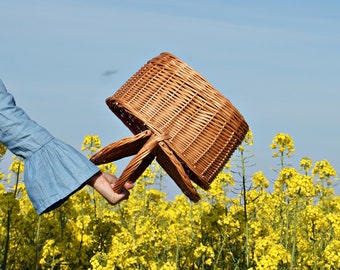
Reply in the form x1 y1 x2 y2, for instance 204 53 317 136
8 155 24 173
324 240 340 268
303 204 323 222
254 234 291 269
312 160 337 185
270 133 295 157
2 132 340 269
205 258 212 266
0 142 7 158
159 261 177 270
98 162 117 175
238 129 253 153
327 213 340 235
244 129 254 146
194 243 207 258
300 157 312 173
81 134 102 153
274 168 297 191
286 173 315 197
252 171 269 189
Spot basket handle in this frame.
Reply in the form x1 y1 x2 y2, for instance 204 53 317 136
156 141 200 202
91 130 200 201
111 133 170 193
90 130 152 164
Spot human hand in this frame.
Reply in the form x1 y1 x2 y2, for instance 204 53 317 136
87 172 134 204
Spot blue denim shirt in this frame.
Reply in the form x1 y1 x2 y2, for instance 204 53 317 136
0 79 99 214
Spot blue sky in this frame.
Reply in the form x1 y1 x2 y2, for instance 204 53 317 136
1 0 340 196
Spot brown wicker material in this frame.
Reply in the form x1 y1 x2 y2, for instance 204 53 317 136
90 52 249 201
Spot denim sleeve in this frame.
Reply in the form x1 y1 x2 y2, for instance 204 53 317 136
0 79 99 214
25 138 100 214
0 79 54 158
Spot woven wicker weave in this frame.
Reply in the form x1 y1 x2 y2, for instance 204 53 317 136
90 52 249 201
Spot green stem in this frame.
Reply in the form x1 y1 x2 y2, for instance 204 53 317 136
280 152 285 170
310 220 319 269
213 232 227 270
34 216 42 270
2 159 22 269
240 150 249 268
290 198 298 269
2 209 11 269
175 235 180 268
92 188 97 219
91 138 98 218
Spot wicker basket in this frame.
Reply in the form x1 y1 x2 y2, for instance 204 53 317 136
90 52 249 201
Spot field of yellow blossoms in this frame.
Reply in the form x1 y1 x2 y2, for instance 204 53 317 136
0 131 339 269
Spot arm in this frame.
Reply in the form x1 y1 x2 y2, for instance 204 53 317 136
0 79 133 214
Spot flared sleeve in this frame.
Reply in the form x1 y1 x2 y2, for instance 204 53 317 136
0 79 99 214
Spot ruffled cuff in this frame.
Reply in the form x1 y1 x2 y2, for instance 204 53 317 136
24 138 99 214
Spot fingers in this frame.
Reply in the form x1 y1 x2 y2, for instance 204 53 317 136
124 180 135 190
102 172 134 192
87 172 128 205
110 180 134 204
101 172 118 184
112 187 130 204
100 172 134 204
87 172 135 205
